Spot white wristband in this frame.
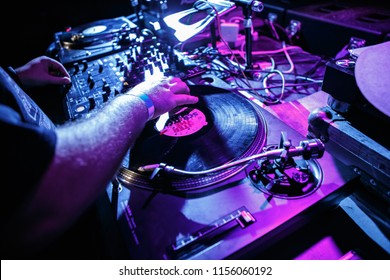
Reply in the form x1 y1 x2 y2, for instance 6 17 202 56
129 93 155 121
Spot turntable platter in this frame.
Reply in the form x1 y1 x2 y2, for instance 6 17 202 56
53 16 138 65
59 17 135 49
355 41 390 118
118 85 268 191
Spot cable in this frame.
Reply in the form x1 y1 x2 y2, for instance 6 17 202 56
282 41 294 74
235 80 322 91
262 69 286 104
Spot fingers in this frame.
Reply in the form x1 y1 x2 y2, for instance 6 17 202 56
47 59 71 80
167 76 183 83
52 64 71 79
45 71 71 85
54 76 72 85
164 76 190 94
161 77 197 107
174 94 199 106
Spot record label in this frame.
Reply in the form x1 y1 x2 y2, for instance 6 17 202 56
156 108 208 137
82 25 107 35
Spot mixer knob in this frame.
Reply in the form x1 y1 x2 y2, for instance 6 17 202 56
87 72 93 83
102 83 111 94
88 97 96 110
98 60 104 73
73 62 79 73
125 51 133 63
102 93 108 102
150 45 158 56
155 61 163 72
115 56 122 67
161 54 167 64
124 64 133 78
88 77 95 89
134 45 140 56
143 57 148 65
127 56 135 64
147 63 154 75
81 59 88 71
150 55 157 63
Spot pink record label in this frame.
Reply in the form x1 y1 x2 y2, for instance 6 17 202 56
156 107 207 137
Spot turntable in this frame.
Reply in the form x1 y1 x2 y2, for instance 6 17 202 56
109 84 358 260
309 42 390 204
50 16 138 66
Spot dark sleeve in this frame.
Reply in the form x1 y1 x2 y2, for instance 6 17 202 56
0 105 56 189
0 67 57 222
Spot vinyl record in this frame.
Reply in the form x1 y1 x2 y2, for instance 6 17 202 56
59 17 132 49
118 85 268 191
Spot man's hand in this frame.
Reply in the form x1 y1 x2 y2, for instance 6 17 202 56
15 56 71 88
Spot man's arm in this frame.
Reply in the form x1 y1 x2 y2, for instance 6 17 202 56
6 76 198 254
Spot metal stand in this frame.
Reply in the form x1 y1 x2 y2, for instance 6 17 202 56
210 20 218 49
243 6 253 70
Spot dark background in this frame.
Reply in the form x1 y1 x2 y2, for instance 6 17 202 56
1 0 133 67
1 0 389 67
